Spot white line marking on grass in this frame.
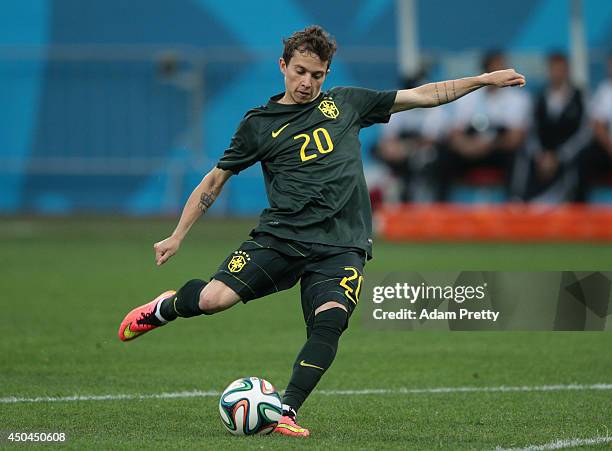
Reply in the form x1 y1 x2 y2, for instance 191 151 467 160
496 436 612 450
0 390 220 404
1 383 611 405
321 383 612 396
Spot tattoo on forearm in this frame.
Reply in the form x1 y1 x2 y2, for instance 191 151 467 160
434 82 441 106
451 80 457 100
443 81 450 103
198 191 216 212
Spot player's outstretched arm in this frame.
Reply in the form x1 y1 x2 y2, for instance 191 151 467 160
154 166 233 266
390 69 526 113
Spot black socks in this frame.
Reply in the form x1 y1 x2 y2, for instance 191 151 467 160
159 279 207 321
282 307 347 413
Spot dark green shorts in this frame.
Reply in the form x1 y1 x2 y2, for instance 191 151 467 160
212 233 366 329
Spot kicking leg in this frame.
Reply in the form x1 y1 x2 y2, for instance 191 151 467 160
158 279 241 320
119 233 301 342
118 279 239 342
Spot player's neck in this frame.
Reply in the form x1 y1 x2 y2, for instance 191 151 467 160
277 91 321 105
276 94 293 105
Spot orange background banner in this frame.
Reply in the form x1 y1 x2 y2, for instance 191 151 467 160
377 204 612 241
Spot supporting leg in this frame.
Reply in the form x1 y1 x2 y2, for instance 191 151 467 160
282 302 348 413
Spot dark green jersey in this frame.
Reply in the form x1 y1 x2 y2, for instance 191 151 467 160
217 86 397 259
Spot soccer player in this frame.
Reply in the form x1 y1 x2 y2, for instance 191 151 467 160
118 26 525 437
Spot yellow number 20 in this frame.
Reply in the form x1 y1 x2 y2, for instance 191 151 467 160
339 267 363 305
294 127 334 162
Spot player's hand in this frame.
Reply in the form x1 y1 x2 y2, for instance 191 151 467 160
483 69 526 88
154 235 181 266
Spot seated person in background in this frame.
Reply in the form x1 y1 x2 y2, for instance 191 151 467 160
515 52 590 203
372 74 449 202
579 53 612 197
434 51 531 201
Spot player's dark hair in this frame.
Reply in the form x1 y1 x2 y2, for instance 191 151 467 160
282 25 337 70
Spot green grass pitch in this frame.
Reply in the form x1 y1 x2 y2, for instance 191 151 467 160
1 217 611 450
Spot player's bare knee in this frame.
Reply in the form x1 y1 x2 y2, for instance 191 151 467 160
198 290 217 314
198 286 224 313
198 280 240 314
311 302 348 339
314 301 347 316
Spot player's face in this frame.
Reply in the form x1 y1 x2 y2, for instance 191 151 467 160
279 50 328 104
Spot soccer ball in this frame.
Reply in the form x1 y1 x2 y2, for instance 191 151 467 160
218 377 283 435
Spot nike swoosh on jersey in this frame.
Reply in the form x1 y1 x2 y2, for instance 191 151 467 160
271 123 290 138
299 360 325 371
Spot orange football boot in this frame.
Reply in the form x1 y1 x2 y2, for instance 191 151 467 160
118 290 176 342
274 415 310 437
